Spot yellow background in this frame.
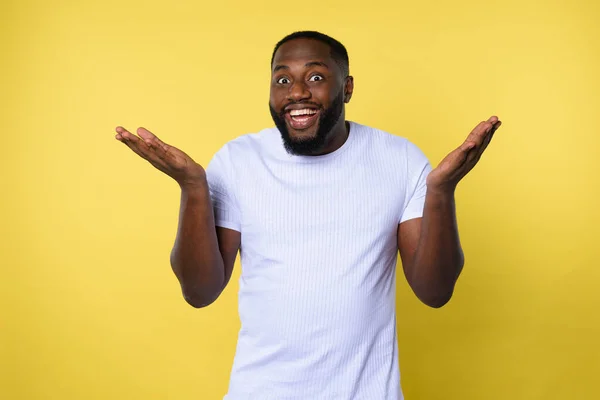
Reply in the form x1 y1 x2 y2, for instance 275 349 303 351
2 0 599 399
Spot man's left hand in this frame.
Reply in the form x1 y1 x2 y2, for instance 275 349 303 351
426 116 502 194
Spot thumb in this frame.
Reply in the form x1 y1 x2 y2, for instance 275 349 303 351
460 140 476 153
457 141 476 162
442 141 475 172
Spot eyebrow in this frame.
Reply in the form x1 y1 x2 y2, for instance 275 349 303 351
273 61 330 72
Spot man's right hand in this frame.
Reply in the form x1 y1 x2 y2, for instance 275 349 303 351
115 126 206 188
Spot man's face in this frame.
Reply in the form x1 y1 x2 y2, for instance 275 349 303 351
269 38 352 155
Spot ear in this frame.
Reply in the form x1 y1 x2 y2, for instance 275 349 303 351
344 76 354 103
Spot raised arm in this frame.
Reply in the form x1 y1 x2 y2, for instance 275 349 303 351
398 116 502 308
115 126 240 308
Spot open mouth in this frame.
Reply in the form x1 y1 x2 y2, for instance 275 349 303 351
284 108 320 131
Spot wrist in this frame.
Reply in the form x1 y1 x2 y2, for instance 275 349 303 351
177 165 207 191
426 183 456 198
178 177 208 193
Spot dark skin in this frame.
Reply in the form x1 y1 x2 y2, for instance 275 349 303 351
270 38 354 155
399 117 501 307
113 126 239 307
114 37 501 308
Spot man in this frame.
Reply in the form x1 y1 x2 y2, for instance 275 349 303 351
115 31 501 399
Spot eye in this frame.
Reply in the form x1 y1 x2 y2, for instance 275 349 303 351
276 77 290 84
309 75 324 82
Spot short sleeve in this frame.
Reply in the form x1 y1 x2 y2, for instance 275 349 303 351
399 141 432 223
205 145 241 232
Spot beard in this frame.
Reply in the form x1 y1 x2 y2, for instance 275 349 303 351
269 88 345 156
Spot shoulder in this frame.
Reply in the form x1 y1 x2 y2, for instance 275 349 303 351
352 122 429 163
211 126 280 163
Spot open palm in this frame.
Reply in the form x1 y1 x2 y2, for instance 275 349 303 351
427 116 502 193
115 126 205 186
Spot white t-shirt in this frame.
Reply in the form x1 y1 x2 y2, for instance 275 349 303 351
206 121 431 400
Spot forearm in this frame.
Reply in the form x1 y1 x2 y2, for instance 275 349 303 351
411 188 464 307
170 178 224 306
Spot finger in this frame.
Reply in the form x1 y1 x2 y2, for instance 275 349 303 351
478 120 502 153
466 120 502 165
117 127 144 148
470 121 496 151
486 120 501 144
117 126 166 164
447 141 476 172
137 127 172 160
465 121 489 145
491 120 502 134
435 144 473 184
446 118 501 180
115 126 139 143
461 121 487 161
468 116 498 132
137 127 160 144
120 132 152 159
479 120 502 154
459 140 476 154
486 115 499 125
137 127 169 149
479 117 500 143
115 127 143 150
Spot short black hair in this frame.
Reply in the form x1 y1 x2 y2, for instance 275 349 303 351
271 31 349 77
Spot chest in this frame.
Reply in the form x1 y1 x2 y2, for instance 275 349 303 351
236 160 406 244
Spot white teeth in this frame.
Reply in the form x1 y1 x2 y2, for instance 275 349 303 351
290 109 317 116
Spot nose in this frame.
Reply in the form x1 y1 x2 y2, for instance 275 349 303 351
287 80 311 102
